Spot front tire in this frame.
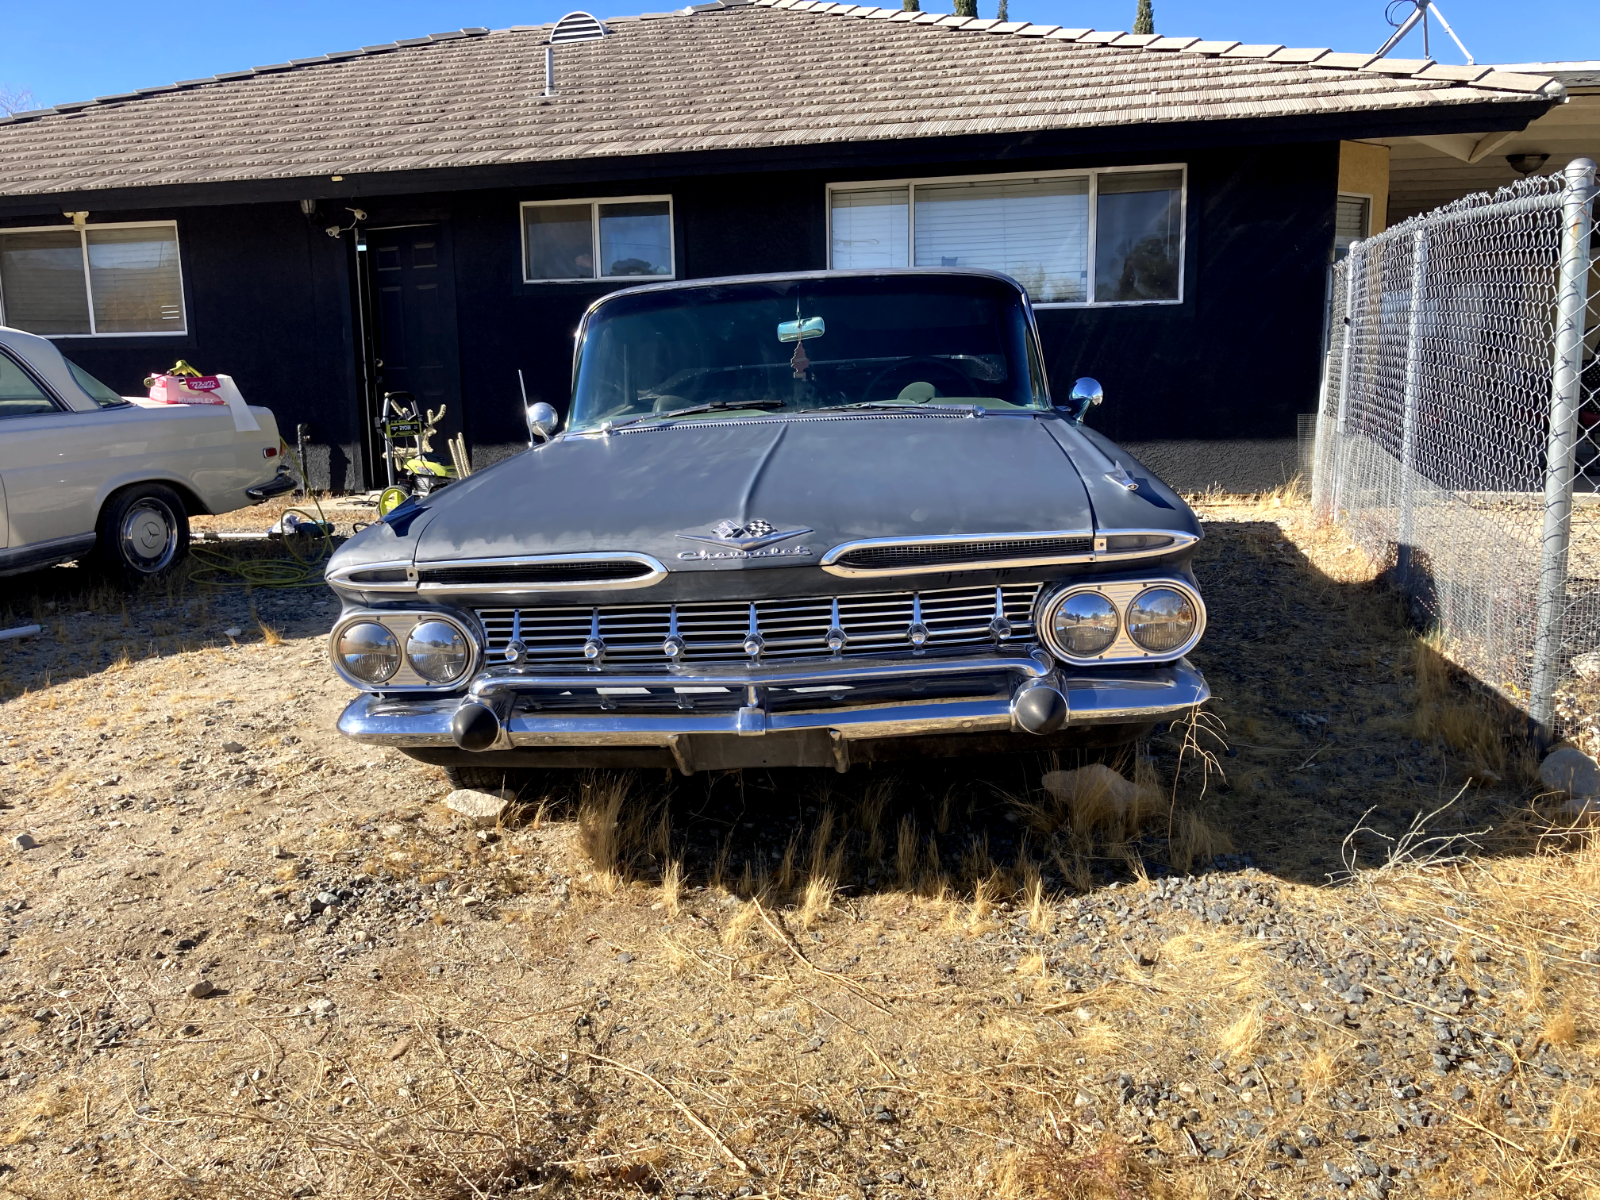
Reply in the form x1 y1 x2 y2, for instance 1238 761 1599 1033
91 484 189 586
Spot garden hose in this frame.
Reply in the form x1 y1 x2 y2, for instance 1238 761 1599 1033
187 442 338 590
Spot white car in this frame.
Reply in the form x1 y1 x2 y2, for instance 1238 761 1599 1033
0 326 293 583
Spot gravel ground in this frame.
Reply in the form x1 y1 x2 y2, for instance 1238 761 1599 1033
0 495 1595 1199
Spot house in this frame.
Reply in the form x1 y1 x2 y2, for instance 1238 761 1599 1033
0 0 1565 493
1377 61 1599 222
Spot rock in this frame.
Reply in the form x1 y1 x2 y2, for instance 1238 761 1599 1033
1325 1163 1354 1186
223 627 242 638
444 788 512 827
221 741 246 754
10 833 36 852
1073 1091 1094 1108
1539 747 1600 800
310 891 340 914
309 998 335 1017
1040 764 1155 828
186 979 215 999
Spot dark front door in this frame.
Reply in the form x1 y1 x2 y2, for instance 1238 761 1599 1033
363 223 464 482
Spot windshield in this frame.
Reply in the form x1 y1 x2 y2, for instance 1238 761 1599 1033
64 357 130 409
568 274 1049 432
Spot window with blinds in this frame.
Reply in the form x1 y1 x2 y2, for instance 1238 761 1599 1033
0 222 186 336
521 196 675 282
829 167 1185 307
1334 194 1371 261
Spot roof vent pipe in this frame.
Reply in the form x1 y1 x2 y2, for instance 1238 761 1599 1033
544 45 555 96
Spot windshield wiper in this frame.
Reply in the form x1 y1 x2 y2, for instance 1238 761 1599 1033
834 401 985 417
602 398 788 432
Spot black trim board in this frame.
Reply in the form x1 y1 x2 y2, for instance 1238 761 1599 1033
0 98 1553 217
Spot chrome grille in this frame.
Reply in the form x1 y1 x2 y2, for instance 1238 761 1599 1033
419 560 652 587
832 536 1094 572
478 584 1041 666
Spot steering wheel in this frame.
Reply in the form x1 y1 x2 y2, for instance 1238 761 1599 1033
863 357 974 403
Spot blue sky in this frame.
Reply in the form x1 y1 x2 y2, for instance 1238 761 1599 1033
1 0 1594 113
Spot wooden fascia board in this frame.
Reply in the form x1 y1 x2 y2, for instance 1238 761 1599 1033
0 98 1554 218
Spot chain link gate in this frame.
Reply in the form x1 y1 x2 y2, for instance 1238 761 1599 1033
1312 159 1600 741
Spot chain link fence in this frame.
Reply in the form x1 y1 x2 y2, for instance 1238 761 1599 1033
1312 160 1600 739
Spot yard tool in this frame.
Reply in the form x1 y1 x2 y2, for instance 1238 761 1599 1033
375 391 465 516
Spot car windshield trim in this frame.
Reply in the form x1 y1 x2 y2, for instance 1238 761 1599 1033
568 274 1049 433
64 356 130 409
602 397 789 433
834 401 985 416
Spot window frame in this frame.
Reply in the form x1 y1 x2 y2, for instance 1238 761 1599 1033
0 219 189 338
518 195 677 284
0 345 70 417
826 164 1188 309
1334 192 1373 261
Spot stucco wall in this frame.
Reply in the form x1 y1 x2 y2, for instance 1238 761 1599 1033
1339 140 1391 234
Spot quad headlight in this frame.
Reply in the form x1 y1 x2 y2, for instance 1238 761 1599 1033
406 619 470 683
1126 586 1199 653
336 622 400 683
1038 579 1204 663
331 612 478 689
1049 591 1120 657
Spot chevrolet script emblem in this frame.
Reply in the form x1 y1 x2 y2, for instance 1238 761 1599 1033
677 518 813 560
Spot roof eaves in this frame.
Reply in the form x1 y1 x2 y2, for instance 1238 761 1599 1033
743 0 1561 99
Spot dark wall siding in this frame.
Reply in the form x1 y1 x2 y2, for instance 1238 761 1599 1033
42 203 366 488
1040 141 1339 444
11 138 1339 487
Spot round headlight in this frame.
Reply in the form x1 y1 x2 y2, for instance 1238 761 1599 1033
337 622 400 684
1049 591 1120 658
1126 587 1198 653
406 620 470 683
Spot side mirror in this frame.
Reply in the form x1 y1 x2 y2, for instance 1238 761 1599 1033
1064 377 1104 425
526 401 558 444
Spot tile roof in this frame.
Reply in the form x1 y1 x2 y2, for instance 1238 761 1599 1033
0 0 1563 198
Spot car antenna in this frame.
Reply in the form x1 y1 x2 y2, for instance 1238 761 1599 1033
518 369 530 406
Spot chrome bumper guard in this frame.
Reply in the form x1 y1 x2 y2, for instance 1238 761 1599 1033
338 651 1209 762
246 468 297 502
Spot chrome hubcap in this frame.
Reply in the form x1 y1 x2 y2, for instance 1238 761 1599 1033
120 499 178 573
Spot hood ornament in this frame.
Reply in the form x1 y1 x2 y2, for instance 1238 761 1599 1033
678 518 812 552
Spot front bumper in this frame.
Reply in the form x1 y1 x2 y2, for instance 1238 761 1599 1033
337 651 1209 771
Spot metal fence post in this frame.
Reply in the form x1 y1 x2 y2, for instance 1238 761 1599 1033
1396 228 1429 584
1330 257 1358 521
1530 158 1599 743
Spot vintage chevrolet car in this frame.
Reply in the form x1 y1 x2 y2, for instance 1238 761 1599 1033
326 270 1209 787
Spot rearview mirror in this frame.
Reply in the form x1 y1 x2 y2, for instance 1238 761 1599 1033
1064 377 1103 425
777 316 825 343
526 401 558 444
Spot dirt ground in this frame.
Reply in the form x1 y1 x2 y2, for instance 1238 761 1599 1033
0 493 1596 1199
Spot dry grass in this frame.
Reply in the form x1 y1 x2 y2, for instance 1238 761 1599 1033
4 490 1597 1200
1004 1133 1173 1200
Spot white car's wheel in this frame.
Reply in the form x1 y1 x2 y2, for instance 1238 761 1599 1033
93 484 190 585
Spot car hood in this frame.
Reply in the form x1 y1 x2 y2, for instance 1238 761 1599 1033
406 412 1081 569
404 413 1123 570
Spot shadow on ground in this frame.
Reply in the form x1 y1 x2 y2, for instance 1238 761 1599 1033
0 540 341 700
449 516 1544 896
